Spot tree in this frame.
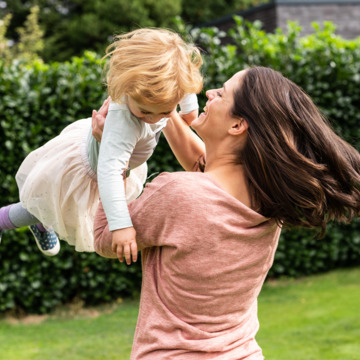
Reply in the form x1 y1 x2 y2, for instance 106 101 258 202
0 5 43 64
181 0 267 26
14 5 44 62
0 13 12 63
2 0 182 62
1 0 267 62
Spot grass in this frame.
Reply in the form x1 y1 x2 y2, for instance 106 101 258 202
0 267 359 360
257 267 360 360
0 300 138 360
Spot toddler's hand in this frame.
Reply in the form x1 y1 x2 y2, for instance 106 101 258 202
111 227 137 264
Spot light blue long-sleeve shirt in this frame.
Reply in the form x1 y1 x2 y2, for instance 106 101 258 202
87 101 167 231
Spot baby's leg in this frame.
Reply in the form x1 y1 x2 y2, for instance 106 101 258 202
4 202 39 228
0 202 60 256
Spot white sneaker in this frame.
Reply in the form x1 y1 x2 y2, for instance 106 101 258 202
28 225 60 256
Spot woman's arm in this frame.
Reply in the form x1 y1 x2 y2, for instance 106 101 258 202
93 201 116 258
92 97 110 142
94 173 180 261
163 111 205 172
92 99 206 172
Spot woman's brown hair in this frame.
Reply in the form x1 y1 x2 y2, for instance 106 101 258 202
232 66 360 236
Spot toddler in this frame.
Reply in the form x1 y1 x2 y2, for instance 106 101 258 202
0 28 203 264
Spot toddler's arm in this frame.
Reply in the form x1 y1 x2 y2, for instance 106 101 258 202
111 161 138 264
96 102 139 264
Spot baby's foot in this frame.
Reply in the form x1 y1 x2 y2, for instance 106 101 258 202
28 225 60 256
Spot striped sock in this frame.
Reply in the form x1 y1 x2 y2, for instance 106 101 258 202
0 205 16 230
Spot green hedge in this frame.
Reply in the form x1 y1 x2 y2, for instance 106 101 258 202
1 20 360 313
0 53 142 314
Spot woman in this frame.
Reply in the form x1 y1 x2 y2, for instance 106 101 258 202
93 66 360 359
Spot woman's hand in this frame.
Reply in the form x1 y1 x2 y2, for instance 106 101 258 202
92 97 110 142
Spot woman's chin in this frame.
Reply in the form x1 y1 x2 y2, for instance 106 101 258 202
191 112 206 129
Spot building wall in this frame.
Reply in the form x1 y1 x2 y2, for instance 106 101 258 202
199 1 360 40
276 4 360 39
200 3 277 33
243 5 277 33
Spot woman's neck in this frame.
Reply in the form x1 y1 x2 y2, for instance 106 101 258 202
204 159 252 209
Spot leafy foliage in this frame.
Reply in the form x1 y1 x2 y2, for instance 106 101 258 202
1 0 268 62
0 53 144 314
181 0 267 26
0 13 12 63
1 18 360 313
0 6 43 64
2 0 182 62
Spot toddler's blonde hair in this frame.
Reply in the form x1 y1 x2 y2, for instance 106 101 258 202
104 28 203 108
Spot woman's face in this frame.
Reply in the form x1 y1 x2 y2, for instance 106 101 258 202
191 70 246 138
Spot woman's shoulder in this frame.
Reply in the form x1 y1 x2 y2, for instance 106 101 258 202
142 172 208 199
152 171 207 188
147 171 229 204
151 172 269 223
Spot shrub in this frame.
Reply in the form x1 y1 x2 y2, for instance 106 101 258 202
0 52 142 314
1 19 359 313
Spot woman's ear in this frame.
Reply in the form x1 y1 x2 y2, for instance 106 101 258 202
228 118 248 136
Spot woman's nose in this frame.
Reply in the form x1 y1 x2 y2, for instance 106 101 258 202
206 89 216 100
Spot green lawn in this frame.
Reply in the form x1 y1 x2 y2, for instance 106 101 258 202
0 267 359 360
257 267 360 360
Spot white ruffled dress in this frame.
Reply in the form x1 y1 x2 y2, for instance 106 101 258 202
15 118 147 252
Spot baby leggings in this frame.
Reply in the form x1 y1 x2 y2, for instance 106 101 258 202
0 203 46 231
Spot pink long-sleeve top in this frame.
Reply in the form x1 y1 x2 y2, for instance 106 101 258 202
94 171 281 359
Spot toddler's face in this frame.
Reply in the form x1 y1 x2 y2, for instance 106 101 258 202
127 97 176 124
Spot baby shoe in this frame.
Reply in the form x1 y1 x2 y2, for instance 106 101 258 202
29 225 60 256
